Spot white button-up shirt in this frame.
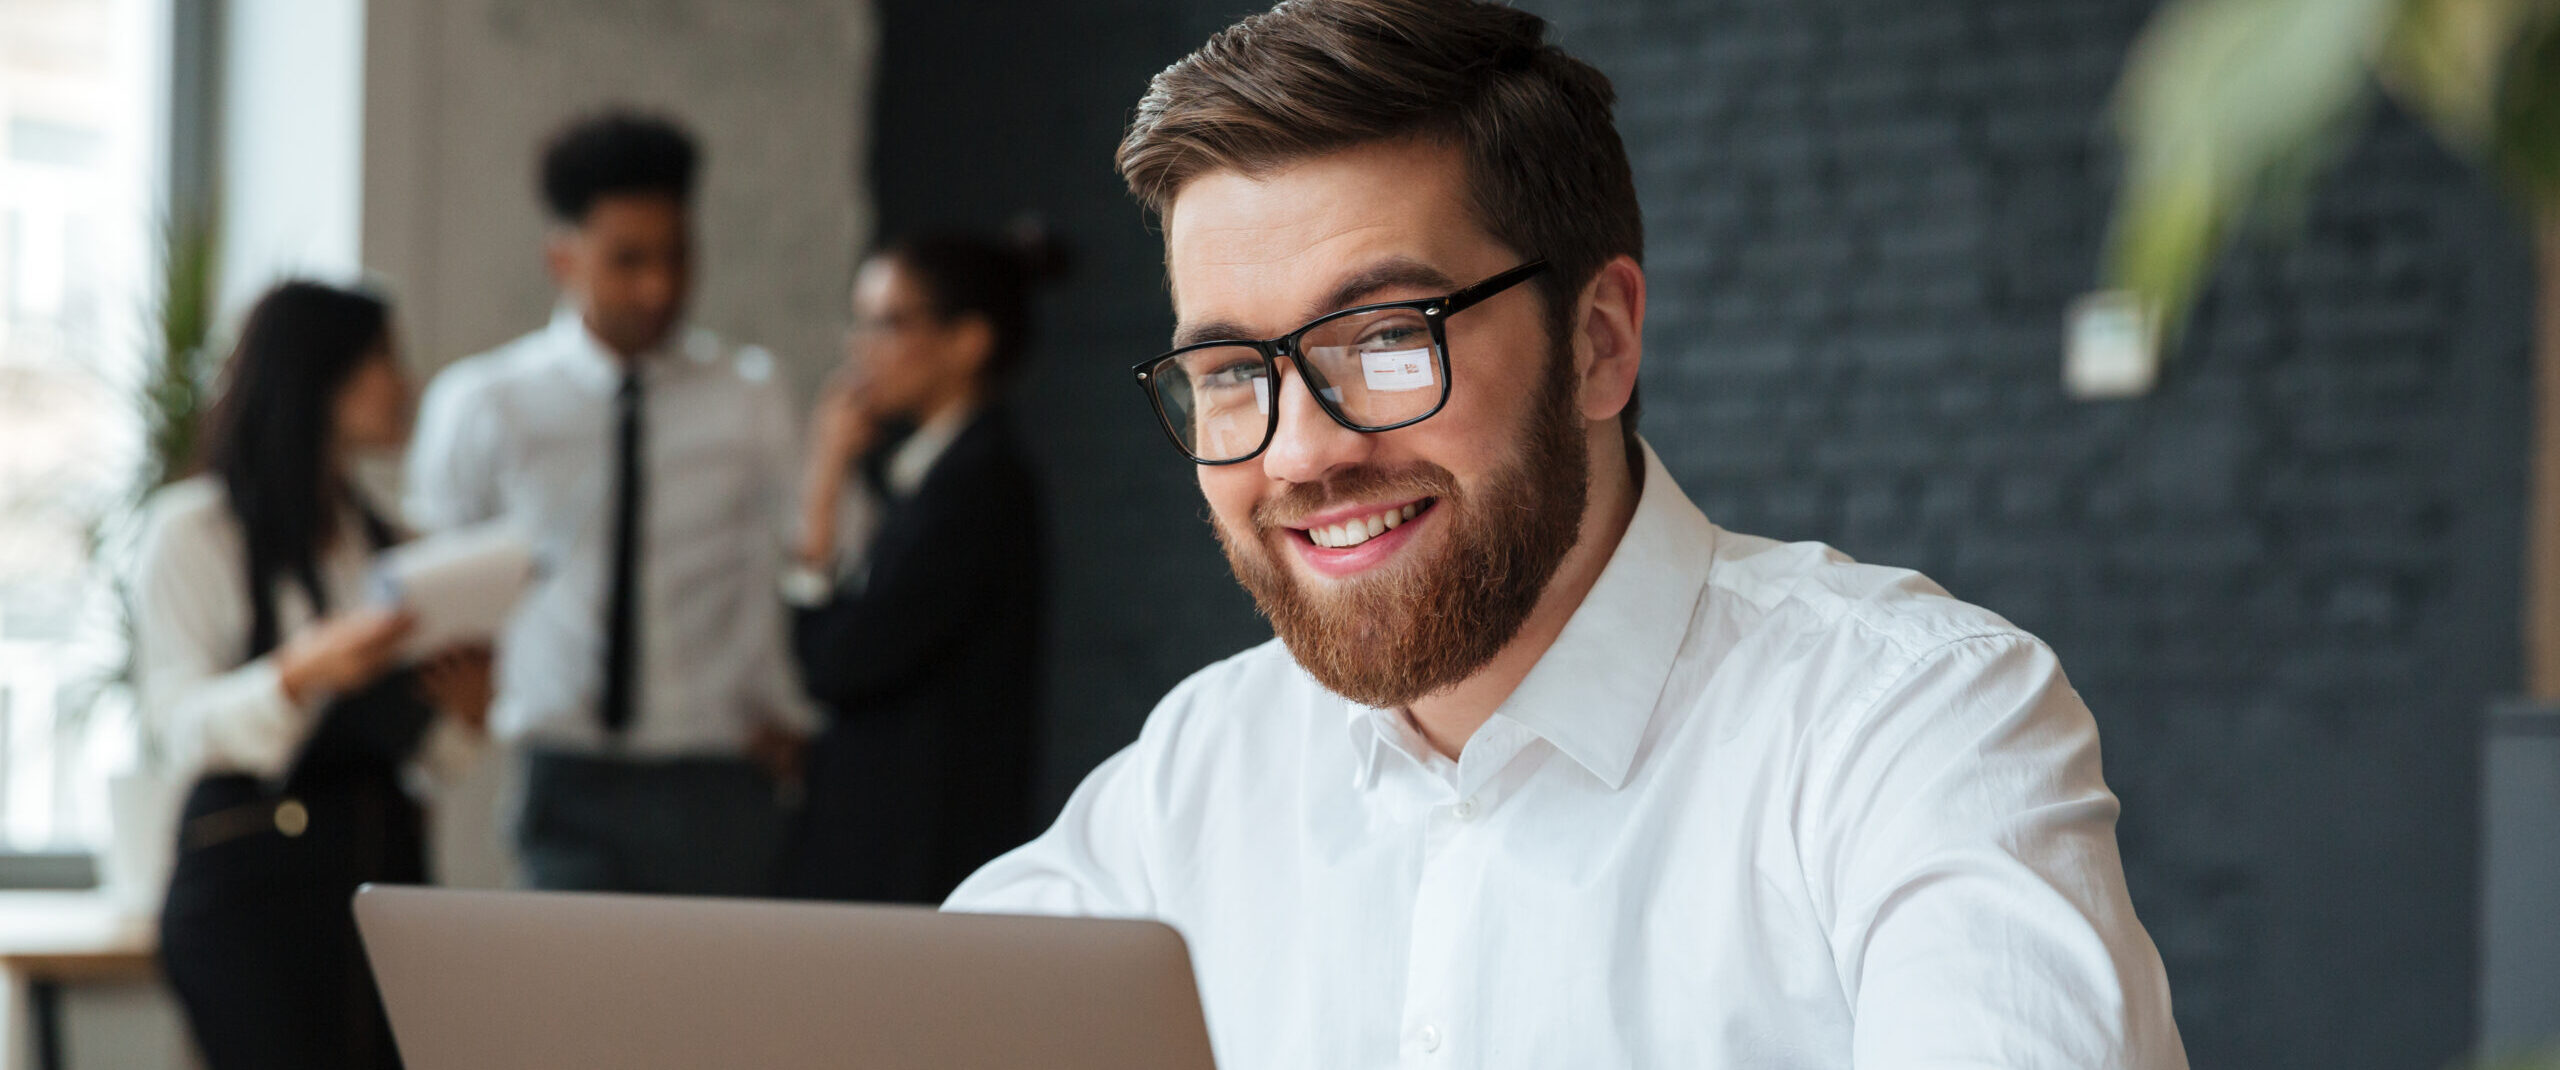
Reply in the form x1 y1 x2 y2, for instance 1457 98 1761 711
129 475 479 784
947 442 2187 1069
405 309 816 755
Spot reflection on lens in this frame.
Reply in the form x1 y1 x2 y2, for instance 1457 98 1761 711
1301 307 1442 430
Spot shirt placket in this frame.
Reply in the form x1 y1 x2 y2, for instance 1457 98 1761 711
1391 719 1538 1068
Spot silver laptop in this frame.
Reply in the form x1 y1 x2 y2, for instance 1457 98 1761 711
353 884 1218 1070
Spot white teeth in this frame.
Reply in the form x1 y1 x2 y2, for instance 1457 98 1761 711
1306 502 1428 550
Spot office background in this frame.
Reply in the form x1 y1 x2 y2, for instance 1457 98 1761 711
0 0 2539 1067
869 2 2529 1067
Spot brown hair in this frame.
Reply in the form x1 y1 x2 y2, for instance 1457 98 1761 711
1118 0 1644 436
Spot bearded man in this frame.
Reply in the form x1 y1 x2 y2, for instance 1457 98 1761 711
945 1 2188 1067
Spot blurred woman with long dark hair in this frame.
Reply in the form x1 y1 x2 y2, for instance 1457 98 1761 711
778 226 1062 902
130 280 490 1070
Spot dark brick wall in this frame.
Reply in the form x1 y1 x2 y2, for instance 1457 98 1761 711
870 0 2536 1065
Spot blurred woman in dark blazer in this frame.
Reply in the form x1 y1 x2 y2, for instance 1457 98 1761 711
130 281 491 1070
779 228 1060 902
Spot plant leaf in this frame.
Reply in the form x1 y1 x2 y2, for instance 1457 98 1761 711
2382 0 2537 151
2105 0 2401 326
139 213 220 494
2494 7 2560 203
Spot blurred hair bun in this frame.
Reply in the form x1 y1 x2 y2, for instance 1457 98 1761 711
1005 214 1074 286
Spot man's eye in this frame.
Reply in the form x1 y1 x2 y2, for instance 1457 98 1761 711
1360 326 1426 349
1199 362 1263 387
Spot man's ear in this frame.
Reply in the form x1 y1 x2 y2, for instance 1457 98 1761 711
1573 255 1646 423
543 227 579 289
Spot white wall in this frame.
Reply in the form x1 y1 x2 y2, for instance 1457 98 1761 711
363 0 876 395
217 0 367 313
361 0 878 887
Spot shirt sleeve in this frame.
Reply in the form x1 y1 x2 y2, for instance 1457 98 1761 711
743 373 822 734
943 742 1159 917
1796 634 2187 1070
405 364 502 533
945 672 1209 918
753 608 823 734
129 508 318 783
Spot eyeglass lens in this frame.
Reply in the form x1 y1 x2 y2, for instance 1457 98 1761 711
1150 305 1443 462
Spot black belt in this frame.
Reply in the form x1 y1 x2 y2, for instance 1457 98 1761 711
177 768 397 854
181 793 312 852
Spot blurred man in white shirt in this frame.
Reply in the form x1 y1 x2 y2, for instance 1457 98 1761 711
407 111 814 895
944 2 2188 1066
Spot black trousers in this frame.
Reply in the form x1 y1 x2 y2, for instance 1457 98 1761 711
514 749 788 896
159 768 425 1070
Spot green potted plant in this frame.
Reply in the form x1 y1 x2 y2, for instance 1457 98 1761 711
134 216 217 500
2104 0 2559 689
2100 0 2559 1056
88 212 218 914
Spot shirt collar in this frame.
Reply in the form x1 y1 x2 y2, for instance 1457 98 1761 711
542 305 624 391
1339 438 1717 792
886 402 979 498
543 305 704 391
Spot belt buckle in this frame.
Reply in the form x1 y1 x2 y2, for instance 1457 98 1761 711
273 797 309 837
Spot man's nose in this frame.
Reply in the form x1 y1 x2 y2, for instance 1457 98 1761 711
1259 362 1369 485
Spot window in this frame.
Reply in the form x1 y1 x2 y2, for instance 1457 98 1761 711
0 0 158 852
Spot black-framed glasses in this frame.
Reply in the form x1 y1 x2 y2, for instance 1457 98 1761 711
1132 259 1549 465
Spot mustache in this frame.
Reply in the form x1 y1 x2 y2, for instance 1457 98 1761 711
1251 462 1460 531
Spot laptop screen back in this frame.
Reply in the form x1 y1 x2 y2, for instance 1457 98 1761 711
354 885 1217 1070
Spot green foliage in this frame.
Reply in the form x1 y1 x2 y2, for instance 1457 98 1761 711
138 213 217 496
2388 0 2534 146
2471 1047 2560 1070
2499 9 2560 199
62 213 223 745
2105 0 2560 328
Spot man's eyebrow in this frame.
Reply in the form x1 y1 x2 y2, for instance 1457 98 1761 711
1310 258 1459 323
1169 257 1461 350
1172 318 1257 349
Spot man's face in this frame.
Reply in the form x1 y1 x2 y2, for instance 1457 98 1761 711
1167 138 1589 708
548 192 692 359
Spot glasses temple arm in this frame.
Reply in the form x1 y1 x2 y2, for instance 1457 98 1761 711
1441 259 1551 314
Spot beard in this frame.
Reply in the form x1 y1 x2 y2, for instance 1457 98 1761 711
1214 338 1591 709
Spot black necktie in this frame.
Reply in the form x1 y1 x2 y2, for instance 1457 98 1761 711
601 368 644 734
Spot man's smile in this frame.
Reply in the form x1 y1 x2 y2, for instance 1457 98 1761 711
1291 497 1435 548
1280 496 1440 578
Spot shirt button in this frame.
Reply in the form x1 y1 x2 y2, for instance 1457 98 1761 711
1417 1023 1443 1053
1451 798 1477 821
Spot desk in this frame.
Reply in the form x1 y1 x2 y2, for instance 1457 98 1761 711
0 894 155 1070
